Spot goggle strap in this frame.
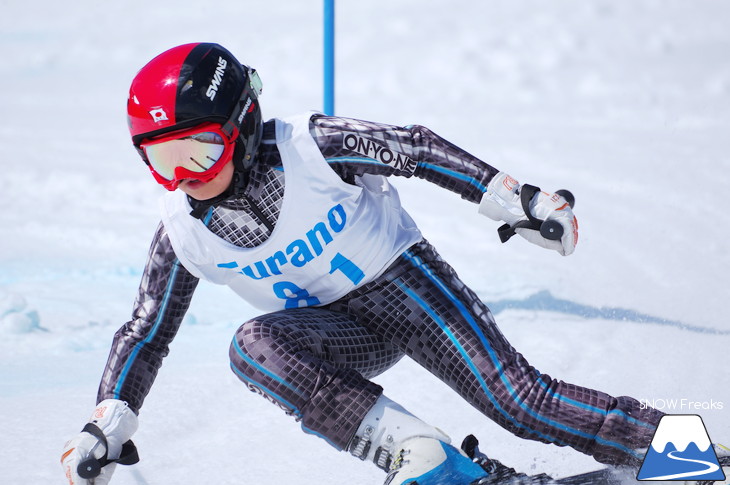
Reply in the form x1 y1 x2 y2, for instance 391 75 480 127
221 119 238 139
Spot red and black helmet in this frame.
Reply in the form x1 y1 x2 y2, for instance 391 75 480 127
127 43 263 189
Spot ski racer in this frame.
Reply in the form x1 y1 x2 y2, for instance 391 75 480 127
62 42 671 485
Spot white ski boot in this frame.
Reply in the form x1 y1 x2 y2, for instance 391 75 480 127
348 395 452 472
347 396 496 485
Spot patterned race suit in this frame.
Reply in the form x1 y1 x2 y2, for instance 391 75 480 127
97 114 662 467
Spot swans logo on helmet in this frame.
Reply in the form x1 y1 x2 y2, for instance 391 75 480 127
149 108 168 123
206 56 228 101
238 97 253 124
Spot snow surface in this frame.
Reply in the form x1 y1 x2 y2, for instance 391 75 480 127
2 1 729 483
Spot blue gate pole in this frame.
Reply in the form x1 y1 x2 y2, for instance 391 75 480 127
323 0 335 115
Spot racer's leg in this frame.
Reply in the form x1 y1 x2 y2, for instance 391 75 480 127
229 307 404 449
331 240 663 467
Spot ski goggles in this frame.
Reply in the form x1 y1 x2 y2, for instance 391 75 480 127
139 122 235 191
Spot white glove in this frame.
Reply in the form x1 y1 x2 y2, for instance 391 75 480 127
479 172 578 256
61 399 139 485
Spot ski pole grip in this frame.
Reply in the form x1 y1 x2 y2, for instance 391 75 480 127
77 457 102 479
539 190 575 241
540 220 564 240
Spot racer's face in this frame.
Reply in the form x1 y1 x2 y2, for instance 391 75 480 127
177 159 235 201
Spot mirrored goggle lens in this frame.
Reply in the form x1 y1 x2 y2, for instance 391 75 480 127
142 132 226 181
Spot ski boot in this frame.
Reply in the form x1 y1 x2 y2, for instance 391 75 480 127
347 394 545 485
348 396 452 474
383 434 552 485
383 436 487 485
384 434 545 485
348 395 487 484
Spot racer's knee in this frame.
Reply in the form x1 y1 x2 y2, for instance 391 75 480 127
229 315 285 375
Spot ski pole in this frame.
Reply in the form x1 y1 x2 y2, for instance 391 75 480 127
77 457 102 479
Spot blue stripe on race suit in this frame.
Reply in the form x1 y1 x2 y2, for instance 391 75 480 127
393 278 564 447
229 362 302 418
326 156 382 166
203 207 214 224
115 208 214 398
230 335 308 399
607 409 656 430
400 250 640 458
228 363 340 449
415 162 487 193
326 156 488 194
114 261 182 398
533 376 656 431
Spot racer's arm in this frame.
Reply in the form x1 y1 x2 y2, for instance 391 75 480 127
310 114 497 204
96 221 200 413
310 114 577 256
63 223 199 484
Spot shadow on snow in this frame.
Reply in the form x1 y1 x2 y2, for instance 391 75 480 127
485 290 730 336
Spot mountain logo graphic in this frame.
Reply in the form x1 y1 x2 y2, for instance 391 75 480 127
638 414 725 481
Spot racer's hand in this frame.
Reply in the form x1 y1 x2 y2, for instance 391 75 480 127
479 172 578 256
61 399 139 485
